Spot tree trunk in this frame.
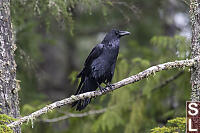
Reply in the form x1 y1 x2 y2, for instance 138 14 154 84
190 0 200 101
0 0 20 132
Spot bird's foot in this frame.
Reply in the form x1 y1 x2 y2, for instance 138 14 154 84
106 83 114 90
99 86 107 93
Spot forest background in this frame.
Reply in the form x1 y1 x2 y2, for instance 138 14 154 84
10 0 191 132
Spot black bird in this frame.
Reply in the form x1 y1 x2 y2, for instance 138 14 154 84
72 29 130 111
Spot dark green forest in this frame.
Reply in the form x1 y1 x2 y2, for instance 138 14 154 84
10 0 190 132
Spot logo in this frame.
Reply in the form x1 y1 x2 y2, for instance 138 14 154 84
186 101 200 132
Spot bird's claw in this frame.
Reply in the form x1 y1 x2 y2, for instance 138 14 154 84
106 84 114 90
99 86 106 93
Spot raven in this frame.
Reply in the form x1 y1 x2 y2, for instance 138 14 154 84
72 29 130 111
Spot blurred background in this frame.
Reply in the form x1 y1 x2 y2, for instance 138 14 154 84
11 0 190 132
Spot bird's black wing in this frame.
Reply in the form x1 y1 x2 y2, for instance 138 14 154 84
75 43 104 96
84 43 104 67
107 62 116 83
77 43 104 78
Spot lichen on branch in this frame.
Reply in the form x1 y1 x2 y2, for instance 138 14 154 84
7 56 200 128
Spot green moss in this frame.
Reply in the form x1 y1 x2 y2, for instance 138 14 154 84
0 114 16 133
151 117 186 133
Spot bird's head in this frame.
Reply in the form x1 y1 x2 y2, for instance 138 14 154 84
102 29 130 44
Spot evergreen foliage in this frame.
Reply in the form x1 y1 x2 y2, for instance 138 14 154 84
151 117 186 133
0 114 15 133
9 0 190 132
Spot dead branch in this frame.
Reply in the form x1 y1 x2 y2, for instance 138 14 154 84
41 108 107 123
7 57 200 128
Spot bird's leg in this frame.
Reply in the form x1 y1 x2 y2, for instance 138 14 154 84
96 82 106 93
103 81 114 90
106 82 114 90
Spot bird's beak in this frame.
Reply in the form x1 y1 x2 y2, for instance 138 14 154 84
119 31 131 36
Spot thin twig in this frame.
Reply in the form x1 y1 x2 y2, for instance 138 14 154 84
7 57 200 128
41 108 107 123
152 71 185 92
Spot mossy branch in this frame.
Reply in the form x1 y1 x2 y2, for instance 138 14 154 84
7 57 200 128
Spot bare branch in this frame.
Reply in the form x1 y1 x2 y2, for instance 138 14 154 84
152 71 185 92
7 57 200 128
109 1 141 15
41 108 107 123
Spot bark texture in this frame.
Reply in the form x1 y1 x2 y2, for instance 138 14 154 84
0 0 20 132
190 0 200 101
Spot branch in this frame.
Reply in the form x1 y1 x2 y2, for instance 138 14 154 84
7 57 200 128
41 108 107 123
152 71 184 92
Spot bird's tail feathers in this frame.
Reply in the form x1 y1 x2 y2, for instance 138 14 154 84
77 70 83 78
74 77 84 95
72 77 98 111
71 79 84 108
